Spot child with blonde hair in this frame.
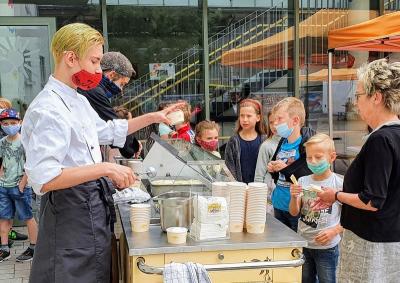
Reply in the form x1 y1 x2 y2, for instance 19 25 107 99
268 97 316 231
170 100 195 143
195 120 220 158
225 99 267 183
289 133 343 283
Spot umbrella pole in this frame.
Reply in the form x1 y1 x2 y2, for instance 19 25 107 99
328 51 333 138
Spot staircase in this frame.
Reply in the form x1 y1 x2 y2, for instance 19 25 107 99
115 3 289 118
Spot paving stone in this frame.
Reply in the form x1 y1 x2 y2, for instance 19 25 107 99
0 279 22 283
0 267 15 274
15 269 31 277
14 263 30 270
0 273 15 279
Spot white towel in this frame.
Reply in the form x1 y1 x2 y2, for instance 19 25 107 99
163 262 212 283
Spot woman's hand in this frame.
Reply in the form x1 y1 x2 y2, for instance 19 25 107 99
134 141 142 159
314 227 338 245
290 184 302 199
104 163 137 190
311 188 336 211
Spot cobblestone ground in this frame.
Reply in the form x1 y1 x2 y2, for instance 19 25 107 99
0 227 31 283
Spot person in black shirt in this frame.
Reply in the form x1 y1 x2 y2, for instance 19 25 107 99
78 51 140 160
313 59 400 282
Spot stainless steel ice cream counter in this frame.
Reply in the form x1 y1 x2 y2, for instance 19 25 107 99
118 203 307 283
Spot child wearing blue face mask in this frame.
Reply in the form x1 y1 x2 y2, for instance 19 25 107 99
0 109 38 263
289 133 343 283
267 97 315 231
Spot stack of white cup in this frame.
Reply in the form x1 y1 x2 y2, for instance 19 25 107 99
246 182 268 234
228 182 247 232
212 182 229 200
130 203 151 232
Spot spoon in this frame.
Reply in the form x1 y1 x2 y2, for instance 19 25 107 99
134 166 157 178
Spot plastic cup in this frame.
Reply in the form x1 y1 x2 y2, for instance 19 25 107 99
167 110 185 125
166 227 187 244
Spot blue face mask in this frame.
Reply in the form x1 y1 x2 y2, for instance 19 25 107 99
276 122 294 139
1 124 21 136
307 159 330 175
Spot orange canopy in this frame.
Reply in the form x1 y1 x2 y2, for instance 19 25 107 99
328 11 400 51
300 68 357 82
222 9 349 67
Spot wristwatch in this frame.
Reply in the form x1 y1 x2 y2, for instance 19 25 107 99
335 191 342 204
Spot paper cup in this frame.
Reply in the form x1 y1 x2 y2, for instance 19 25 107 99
167 110 185 125
246 223 265 234
229 222 244 233
130 204 151 232
167 227 187 244
131 221 150 232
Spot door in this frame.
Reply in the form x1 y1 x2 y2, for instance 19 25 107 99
0 17 56 116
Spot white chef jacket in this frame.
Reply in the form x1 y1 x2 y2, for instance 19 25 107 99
21 76 128 195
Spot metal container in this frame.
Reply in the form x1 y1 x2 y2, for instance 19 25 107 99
153 191 194 232
150 176 208 197
114 156 142 166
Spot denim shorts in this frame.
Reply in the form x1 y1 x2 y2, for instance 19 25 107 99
0 186 33 221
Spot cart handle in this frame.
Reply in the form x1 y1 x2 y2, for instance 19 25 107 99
136 248 304 275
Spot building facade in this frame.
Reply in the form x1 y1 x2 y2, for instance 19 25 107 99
1 0 399 172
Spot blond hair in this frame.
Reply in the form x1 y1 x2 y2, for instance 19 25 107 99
0 98 12 109
51 23 104 63
195 120 220 138
176 100 191 123
304 133 335 152
357 59 400 115
272 97 306 126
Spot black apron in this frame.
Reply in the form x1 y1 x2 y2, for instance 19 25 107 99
29 177 116 283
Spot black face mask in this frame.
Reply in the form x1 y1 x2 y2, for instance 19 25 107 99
100 75 122 99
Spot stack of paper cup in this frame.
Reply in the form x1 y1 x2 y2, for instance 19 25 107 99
246 182 268 234
228 182 247 233
212 182 229 200
130 203 151 232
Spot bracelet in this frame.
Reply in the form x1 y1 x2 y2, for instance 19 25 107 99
335 191 342 203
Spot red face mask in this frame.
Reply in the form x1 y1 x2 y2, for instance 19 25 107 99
72 69 102 90
197 139 218 152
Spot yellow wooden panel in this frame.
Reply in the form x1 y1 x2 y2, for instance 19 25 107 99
131 255 164 283
165 249 275 283
272 248 302 283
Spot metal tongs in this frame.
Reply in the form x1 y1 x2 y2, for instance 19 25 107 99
134 166 157 178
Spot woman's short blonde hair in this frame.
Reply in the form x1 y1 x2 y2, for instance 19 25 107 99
51 23 104 63
304 133 335 152
0 98 12 109
357 59 400 115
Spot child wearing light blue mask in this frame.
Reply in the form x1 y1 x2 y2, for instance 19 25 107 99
0 108 38 263
267 97 315 232
289 133 343 283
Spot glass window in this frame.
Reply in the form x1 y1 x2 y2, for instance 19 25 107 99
299 0 380 174
209 3 294 137
108 5 203 140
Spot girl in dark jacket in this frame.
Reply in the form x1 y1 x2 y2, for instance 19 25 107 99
225 99 267 183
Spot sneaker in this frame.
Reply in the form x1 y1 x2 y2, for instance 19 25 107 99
0 250 10 262
9 230 28 241
16 247 34 262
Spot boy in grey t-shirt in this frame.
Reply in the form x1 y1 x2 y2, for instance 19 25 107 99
289 133 342 283
0 109 38 263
